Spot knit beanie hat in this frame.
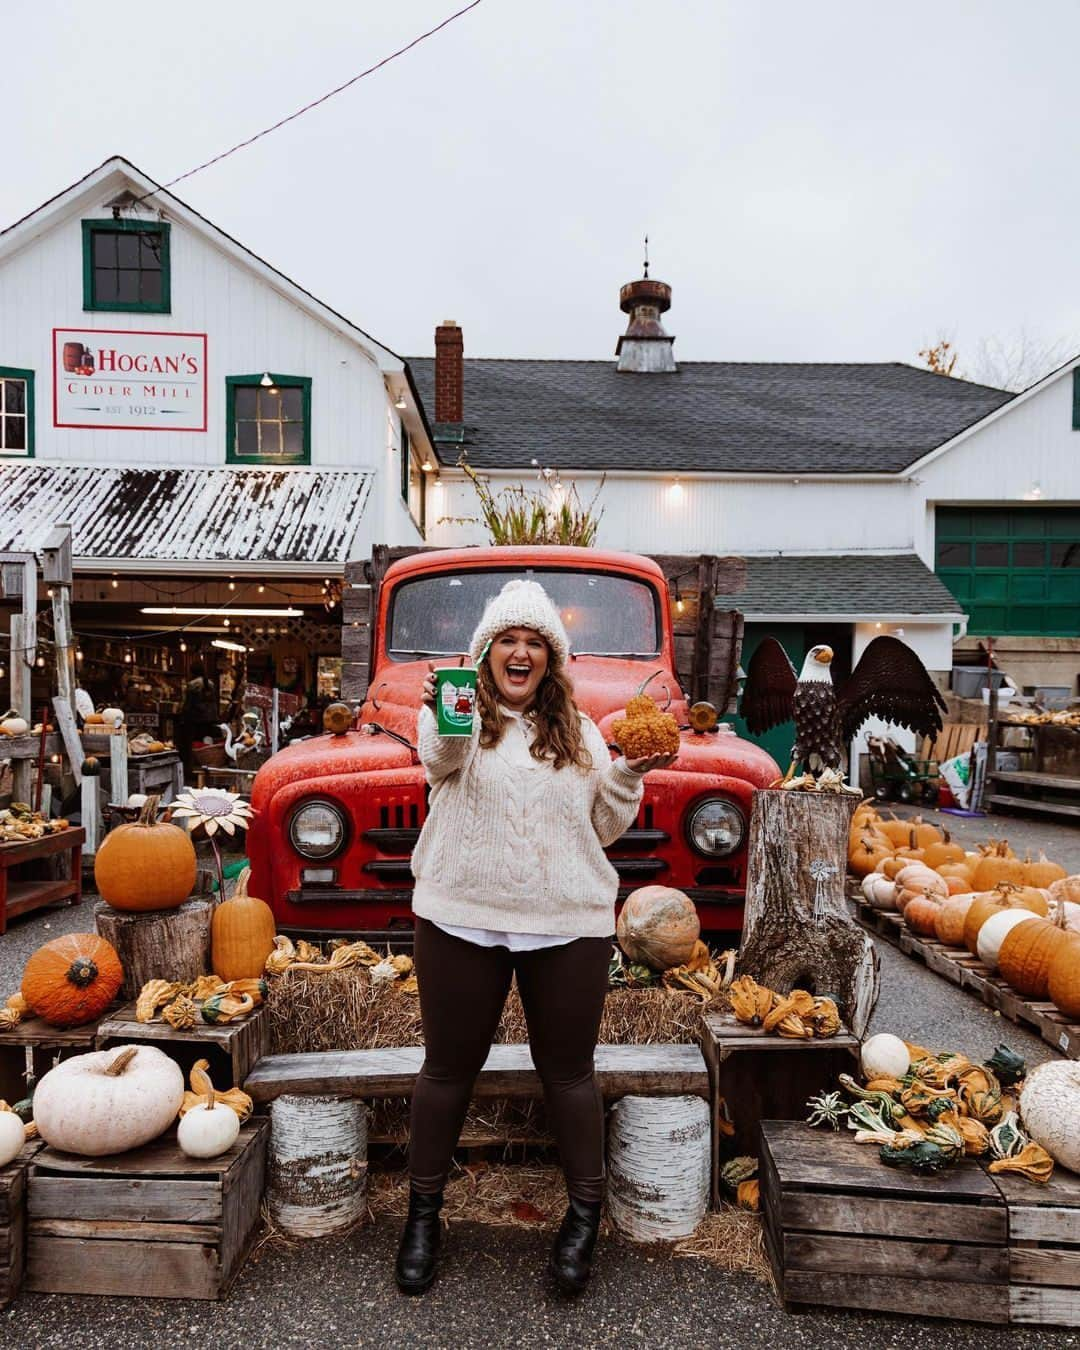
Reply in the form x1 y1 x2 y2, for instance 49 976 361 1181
468 579 570 669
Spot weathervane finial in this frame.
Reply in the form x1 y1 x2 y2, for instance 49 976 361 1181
643 234 649 278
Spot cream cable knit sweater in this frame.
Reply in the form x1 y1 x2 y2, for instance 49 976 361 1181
411 704 644 937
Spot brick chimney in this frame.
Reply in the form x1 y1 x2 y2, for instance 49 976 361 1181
434 320 463 422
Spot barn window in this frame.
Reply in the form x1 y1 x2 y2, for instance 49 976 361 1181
82 220 171 313
0 368 33 457
225 375 311 465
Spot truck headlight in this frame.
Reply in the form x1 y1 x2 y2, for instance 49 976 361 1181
289 800 348 860
686 799 745 857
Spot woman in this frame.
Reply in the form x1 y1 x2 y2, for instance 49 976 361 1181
397 579 675 1297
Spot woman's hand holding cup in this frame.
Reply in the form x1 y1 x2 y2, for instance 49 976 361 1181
421 663 438 709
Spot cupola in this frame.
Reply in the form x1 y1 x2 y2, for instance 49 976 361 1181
615 240 676 373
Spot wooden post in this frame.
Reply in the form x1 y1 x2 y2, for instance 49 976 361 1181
738 790 879 1038
94 898 213 999
9 615 31 806
80 775 101 857
108 731 128 806
270 688 280 755
51 698 82 788
267 1095 368 1238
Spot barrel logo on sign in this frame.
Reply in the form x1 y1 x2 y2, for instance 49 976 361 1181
52 328 208 432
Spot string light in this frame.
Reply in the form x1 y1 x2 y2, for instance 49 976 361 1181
228 580 236 591
35 655 45 668
111 577 119 589
180 641 187 653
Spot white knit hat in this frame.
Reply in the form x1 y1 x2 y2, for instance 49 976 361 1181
468 579 570 669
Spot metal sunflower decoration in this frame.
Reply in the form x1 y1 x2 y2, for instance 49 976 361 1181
171 788 255 900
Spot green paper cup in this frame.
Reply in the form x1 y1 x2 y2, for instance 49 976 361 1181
435 667 478 736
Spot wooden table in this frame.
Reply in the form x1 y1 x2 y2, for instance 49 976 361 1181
0 826 85 934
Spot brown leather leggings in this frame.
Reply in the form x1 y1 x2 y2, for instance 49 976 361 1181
408 917 611 1204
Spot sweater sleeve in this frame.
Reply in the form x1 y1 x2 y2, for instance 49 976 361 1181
416 704 474 786
582 715 645 847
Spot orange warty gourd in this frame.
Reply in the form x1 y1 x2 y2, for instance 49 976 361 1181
21 933 122 1026
849 836 893 878
963 892 1046 955
93 795 197 912
1047 931 1080 1019
935 894 977 947
998 911 1073 999
1023 852 1067 890
211 867 277 981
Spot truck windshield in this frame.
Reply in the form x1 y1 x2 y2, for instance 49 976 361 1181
388 570 661 659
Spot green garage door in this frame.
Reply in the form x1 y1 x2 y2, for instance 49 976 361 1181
935 507 1080 636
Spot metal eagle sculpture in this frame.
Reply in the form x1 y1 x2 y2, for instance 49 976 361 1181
742 637 946 786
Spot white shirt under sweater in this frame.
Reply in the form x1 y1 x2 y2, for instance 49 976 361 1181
412 702 644 942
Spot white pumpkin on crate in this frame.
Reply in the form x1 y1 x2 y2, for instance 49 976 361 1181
616 886 700 971
861 874 897 911
860 1033 910 1081
1020 1060 1080 1173
178 1092 240 1159
32 1044 184 1156
0 1106 25 1167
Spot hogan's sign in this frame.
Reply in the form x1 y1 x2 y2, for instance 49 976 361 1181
53 328 207 431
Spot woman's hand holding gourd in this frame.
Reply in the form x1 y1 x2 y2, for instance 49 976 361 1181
625 752 678 774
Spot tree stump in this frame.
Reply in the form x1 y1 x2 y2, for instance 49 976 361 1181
268 1095 368 1238
94 898 213 999
738 790 879 1038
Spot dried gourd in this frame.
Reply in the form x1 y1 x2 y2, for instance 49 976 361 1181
6 993 27 1015
808 997 840 1038
719 1155 757 1191
988 1140 1054 1184
964 1085 1004 1126
984 1044 1026 1087
989 1111 1027 1160
0 1007 22 1032
222 977 268 1006
135 979 184 1023
265 935 297 976
179 1058 253 1121
806 1091 847 1129
923 1121 965 1162
200 992 255 1025
611 686 681 760
189 974 227 1000
162 995 198 1030
729 976 773 1026
762 989 814 1034
736 1180 760 1211
863 1077 904 1096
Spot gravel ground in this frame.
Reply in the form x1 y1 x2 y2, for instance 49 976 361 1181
0 808 1077 1347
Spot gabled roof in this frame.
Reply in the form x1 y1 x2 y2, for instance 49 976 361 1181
713 553 963 619
408 357 1012 475
0 156 406 375
0 464 371 569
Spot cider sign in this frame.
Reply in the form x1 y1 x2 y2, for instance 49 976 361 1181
53 328 208 431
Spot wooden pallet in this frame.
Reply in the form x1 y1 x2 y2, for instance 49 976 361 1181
851 897 1080 1059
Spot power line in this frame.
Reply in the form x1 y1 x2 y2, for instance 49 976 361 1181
133 1 484 205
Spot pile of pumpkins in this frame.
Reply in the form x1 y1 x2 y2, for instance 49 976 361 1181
850 803 1080 1021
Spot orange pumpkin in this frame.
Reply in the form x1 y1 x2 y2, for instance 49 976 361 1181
1047 931 1080 1018
878 817 916 848
938 861 974 883
909 819 944 849
935 894 977 947
970 842 1025 892
998 911 1073 999
849 835 893 878
94 795 197 912
876 856 908 880
904 894 943 937
921 833 965 870
1023 852 1067 890
944 876 970 896
21 933 123 1027
211 867 277 981
896 873 948 913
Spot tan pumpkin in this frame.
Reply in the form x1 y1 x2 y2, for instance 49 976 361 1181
1023 852 1068 890
904 894 943 937
999 908 1074 998
1048 875 1080 908
1047 931 1080 1019
93 795 197 912
211 868 277 981
921 833 965 870
963 891 1046 955
896 873 948 914
861 874 898 911
849 835 893 878
934 894 977 947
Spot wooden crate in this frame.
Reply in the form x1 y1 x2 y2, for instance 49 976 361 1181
0 827 85 935
761 1120 1009 1321
0 1015 110 1111
26 1120 268 1300
96 1003 269 1088
996 1163 1080 1327
700 1012 860 1208
0 1141 43 1306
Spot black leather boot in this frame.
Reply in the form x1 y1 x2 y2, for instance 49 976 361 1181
550 1197 602 1295
395 1188 443 1294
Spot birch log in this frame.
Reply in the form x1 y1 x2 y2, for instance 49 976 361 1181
94 898 213 999
737 789 880 1038
607 1095 710 1242
268 1095 368 1237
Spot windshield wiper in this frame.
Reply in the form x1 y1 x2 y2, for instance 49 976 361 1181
388 649 454 659
570 652 655 659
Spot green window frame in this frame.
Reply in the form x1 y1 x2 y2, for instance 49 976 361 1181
82 219 171 313
0 367 34 458
225 374 311 465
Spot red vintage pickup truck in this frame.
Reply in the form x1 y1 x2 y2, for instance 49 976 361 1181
246 546 779 938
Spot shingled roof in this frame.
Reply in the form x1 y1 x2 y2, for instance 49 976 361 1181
713 553 964 618
407 358 1011 475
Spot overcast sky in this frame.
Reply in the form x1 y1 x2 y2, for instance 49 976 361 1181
6 2 1080 376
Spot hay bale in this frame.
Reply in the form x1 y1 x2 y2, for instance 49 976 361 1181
265 964 727 1056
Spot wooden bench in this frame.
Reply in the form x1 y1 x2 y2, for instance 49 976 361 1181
244 1043 710 1104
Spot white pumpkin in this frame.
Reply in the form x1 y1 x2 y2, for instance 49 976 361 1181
178 1094 240 1158
0 710 28 737
101 707 124 729
1020 1060 1080 1173
126 793 149 809
33 1044 184 1157
861 1033 910 1081
0 1110 25 1167
861 874 898 911
896 864 941 888
977 908 1036 971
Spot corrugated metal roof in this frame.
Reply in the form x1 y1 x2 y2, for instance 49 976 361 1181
713 553 964 617
0 464 371 565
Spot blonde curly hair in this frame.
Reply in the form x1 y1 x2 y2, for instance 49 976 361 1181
477 639 592 771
